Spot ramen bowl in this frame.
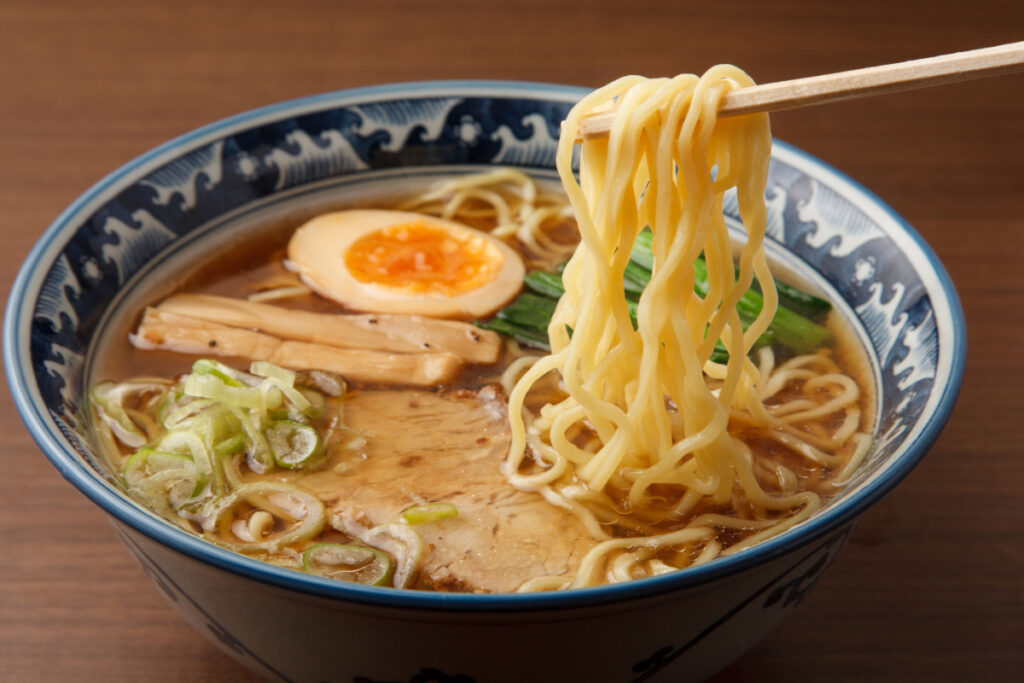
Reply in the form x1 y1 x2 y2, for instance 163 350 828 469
5 81 964 683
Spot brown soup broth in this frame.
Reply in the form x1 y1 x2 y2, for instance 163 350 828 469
88 180 876 588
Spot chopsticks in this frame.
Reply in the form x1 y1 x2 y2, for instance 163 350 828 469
576 41 1024 142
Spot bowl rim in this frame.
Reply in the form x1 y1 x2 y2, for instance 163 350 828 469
4 79 967 613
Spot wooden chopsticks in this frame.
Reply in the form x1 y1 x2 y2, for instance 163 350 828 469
575 41 1024 142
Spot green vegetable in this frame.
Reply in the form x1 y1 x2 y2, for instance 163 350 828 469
192 358 245 387
478 228 832 360
265 419 324 469
96 361 342 539
213 433 246 457
209 481 325 552
523 271 566 299
401 502 458 524
691 256 830 354
301 543 393 586
249 361 296 384
91 381 170 448
153 430 213 472
121 448 208 516
476 317 551 350
630 227 654 270
758 278 832 321
495 292 558 329
297 388 326 419
184 373 276 410
622 261 651 299
123 448 193 488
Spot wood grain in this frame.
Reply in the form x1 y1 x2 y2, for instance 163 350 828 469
1 1 1022 681
577 41 1024 139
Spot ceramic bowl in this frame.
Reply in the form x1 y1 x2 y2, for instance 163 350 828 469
5 81 965 683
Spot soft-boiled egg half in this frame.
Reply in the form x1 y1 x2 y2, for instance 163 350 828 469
287 210 525 319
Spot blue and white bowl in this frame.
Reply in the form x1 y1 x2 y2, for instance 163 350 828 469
4 82 965 683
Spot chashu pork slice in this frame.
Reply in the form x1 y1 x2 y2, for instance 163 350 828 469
300 387 597 593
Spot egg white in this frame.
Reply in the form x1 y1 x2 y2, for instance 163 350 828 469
287 209 525 319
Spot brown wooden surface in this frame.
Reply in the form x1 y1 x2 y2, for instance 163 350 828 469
1 1 1022 681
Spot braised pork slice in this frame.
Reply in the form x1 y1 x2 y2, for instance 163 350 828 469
302 388 596 593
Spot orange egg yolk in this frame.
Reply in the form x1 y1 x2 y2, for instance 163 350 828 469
343 222 502 296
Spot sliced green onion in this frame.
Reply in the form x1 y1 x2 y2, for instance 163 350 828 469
192 359 245 387
155 430 212 471
206 482 325 553
250 361 296 385
265 420 323 470
162 397 217 429
401 502 458 524
249 361 314 414
91 381 169 448
301 543 393 586
96 361 345 538
165 402 242 451
213 433 246 457
184 373 268 409
260 378 310 414
298 388 326 419
156 388 185 425
357 522 425 589
122 448 208 516
229 406 274 474
123 448 193 487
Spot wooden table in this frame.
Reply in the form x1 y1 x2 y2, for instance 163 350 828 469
1 1 1021 680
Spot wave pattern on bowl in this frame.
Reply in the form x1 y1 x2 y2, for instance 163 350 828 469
11 82 960 609
6 80 965 683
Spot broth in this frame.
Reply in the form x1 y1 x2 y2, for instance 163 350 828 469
89 171 874 593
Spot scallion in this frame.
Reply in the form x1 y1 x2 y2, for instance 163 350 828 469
265 420 324 470
401 502 458 524
301 543 393 586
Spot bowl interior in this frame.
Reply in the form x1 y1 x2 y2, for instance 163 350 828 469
5 81 965 609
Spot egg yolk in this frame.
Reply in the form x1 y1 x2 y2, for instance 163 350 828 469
343 221 503 296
